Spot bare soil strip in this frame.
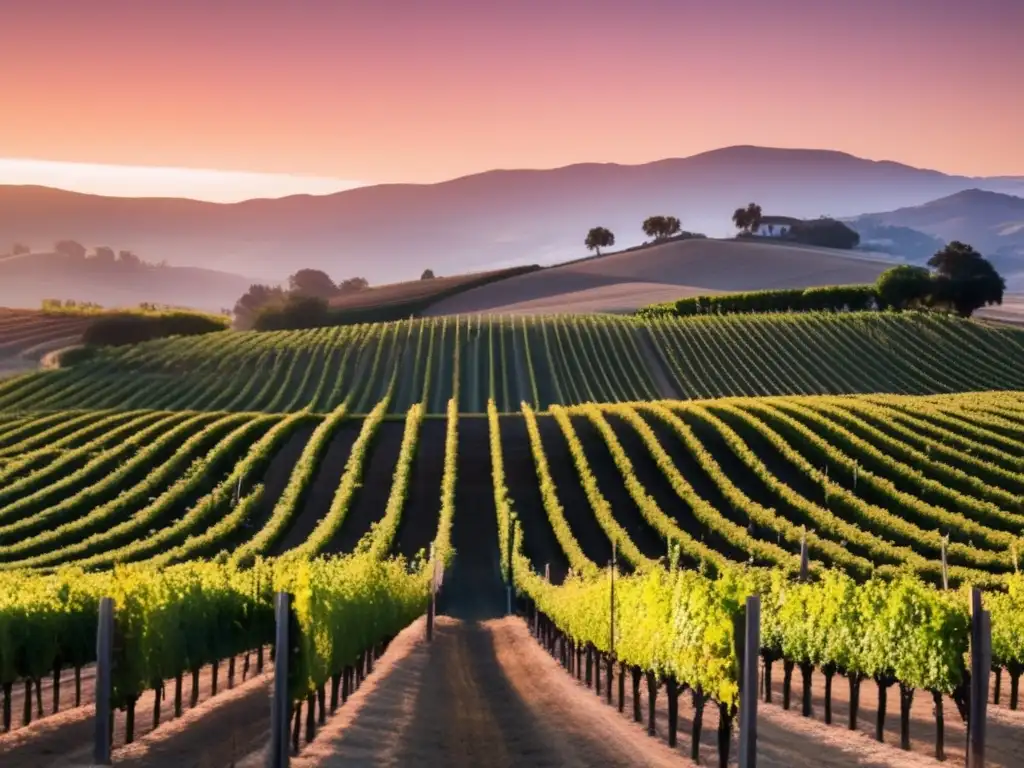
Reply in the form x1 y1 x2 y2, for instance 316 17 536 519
323 422 405 555
291 616 689 768
0 651 260 768
270 424 360 554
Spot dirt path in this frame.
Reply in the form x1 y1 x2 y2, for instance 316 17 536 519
291 616 689 768
632 326 682 400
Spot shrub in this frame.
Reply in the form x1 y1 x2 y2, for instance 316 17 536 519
636 284 877 318
82 312 229 347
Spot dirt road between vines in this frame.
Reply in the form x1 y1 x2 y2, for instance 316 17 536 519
290 616 688 768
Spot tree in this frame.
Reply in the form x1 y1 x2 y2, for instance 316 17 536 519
11 243 29 256
584 226 615 256
421 269 436 280
875 265 933 310
92 246 116 263
642 216 681 241
254 294 330 331
118 250 142 266
288 268 338 299
927 241 1005 316
54 240 87 259
232 283 287 329
732 203 763 234
338 277 369 293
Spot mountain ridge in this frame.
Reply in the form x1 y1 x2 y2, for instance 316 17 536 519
2 145 1023 284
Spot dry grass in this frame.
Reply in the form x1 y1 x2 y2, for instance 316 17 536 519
425 238 897 316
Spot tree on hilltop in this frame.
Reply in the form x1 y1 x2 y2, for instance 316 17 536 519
289 268 338 300
927 241 1004 316
642 216 681 241
421 269 436 279
585 227 615 256
732 203 763 235
54 240 87 259
338 276 370 293
92 246 116 263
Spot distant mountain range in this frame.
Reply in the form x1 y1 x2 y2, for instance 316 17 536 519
847 189 1024 288
2 146 1023 291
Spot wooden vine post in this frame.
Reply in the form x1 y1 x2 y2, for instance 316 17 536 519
799 529 809 581
607 540 616 704
967 588 991 768
506 518 517 615
268 592 291 768
93 597 114 766
738 595 761 768
427 543 440 642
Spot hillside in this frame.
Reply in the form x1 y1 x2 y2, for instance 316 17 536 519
848 189 1024 288
8 313 1024 414
424 238 896 315
0 251 254 312
2 146 1022 283
0 309 91 375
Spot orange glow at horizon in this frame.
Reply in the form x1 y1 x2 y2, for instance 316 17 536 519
1 0 1022 201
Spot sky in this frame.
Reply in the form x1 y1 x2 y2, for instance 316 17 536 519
0 0 1021 201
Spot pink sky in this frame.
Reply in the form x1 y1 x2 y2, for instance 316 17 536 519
0 0 1021 199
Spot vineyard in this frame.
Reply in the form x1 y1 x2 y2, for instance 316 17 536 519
2 311 1024 415
2 309 1024 766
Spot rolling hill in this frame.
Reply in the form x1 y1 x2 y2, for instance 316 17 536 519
0 251 255 312
424 238 898 315
2 146 1022 284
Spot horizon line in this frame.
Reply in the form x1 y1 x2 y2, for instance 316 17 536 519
1 146 1022 204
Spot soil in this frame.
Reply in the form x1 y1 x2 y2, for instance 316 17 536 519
323 421 405 555
391 419 446 561
0 650 265 768
289 616 690 768
569 414 667 560
498 415 568 584
536 416 613 565
270 423 360 554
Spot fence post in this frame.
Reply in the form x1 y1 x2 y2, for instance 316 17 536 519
738 595 760 768
268 592 291 768
93 597 114 766
968 588 990 768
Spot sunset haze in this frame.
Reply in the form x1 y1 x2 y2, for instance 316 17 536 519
1 0 1022 200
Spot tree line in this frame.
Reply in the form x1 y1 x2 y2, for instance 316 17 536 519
583 202 863 256
3 240 161 267
233 267 438 330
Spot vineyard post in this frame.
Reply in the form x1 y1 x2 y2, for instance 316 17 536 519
941 537 949 590
427 545 438 642
506 518 517 615
269 592 291 768
93 596 114 766
738 595 760 768
609 540 616 659
967 588 991 768
799 530 809 581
